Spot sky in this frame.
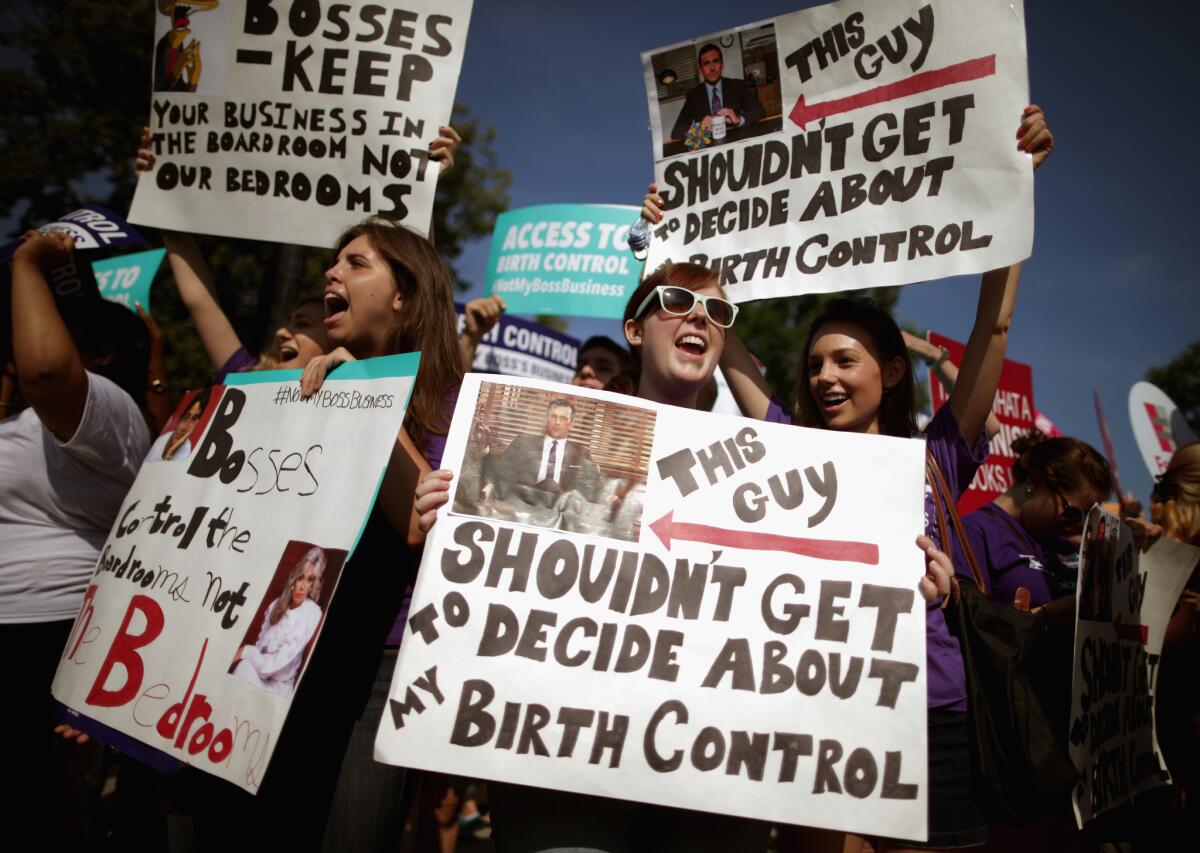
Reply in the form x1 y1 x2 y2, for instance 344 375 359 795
445 0 1200 509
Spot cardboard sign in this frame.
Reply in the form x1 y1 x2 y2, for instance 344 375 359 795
640 0 1031 299
484 204 643 319
376 374 931 840
129 1 473 247
51 354 418 791
92 248 167 313
1068 507 1198 825
1128 381 1197 478
456 305 581 385
927 332 1035 514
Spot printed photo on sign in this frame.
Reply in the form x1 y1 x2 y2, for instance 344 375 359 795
451 381 656 543
647 23 783 160
153 0 232 95
146 386 223 464
230 541 348 697
1077 513 1118 623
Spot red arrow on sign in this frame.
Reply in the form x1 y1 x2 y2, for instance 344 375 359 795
649 511 878 564
789 54 997 130
1113 613 1148 645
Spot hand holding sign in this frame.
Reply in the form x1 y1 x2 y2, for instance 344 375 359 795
12 229 74 271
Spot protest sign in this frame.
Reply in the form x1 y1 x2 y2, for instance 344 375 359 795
640 0 1031 299
92 248 167 313
1128 381 1197 478
1068 507 1198 825
485 205 643 319
129 1 473 247
456 305 580 384
51 354 418 791
0 206 145 265
376 374 931 840
928 332 1035 513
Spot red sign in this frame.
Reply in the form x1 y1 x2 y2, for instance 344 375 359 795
928 332 1036 514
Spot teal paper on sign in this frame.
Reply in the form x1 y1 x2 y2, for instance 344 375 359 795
485 204 642 319
91 248 166 313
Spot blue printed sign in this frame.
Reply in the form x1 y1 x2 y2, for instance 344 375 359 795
455 304 580 384
91 248 166 313
0 205 144 264
485 204 642 320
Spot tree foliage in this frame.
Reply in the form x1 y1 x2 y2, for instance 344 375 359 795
1147 339 1200 433
1 0 510 397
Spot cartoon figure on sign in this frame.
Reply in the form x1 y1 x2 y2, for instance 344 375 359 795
154 1 218 92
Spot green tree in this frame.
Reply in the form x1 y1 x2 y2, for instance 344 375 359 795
1 1 510 396
1147 339 1200 433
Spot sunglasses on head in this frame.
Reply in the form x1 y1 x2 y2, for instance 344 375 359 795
634 285 738 329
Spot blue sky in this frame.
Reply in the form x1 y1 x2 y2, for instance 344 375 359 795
448 0 1199 507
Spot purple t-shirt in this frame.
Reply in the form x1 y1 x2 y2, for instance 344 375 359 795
958 504 1060 608
763 399 988 710
213 346 258 384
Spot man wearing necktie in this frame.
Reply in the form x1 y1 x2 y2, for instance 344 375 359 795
670 42 766 144
481 398 603 506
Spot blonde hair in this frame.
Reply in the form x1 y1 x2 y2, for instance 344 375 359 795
1151 442 1200 545
268 546 327 624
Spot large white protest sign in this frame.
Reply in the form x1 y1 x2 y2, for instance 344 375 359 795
1068 507 1198 826
51 354 418 791
129 1 472 247
1128 381 1197 479
640 0 1031 299
376 374 931 840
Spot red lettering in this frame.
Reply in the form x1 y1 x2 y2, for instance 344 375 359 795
85 595 164 707
157 639 206 743
65 584 98 662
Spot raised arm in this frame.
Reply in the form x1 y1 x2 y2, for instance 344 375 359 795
903 330 1001 440
137 127 243 370
458 295 505 372
948 105 1053 446
10 231 90 440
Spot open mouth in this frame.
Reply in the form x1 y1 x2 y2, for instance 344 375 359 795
279 344 299 362
675 334 707 358
324 291 349 325
821 393 849 411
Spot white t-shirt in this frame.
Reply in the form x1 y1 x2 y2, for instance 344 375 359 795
0 373 151 623
146 431 192 463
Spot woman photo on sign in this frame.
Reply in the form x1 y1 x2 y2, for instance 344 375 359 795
643 105 1053 851
232 546 327 696
146 386 212 463
414 261 957 852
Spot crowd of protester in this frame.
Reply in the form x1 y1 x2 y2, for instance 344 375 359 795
2 97 1197 853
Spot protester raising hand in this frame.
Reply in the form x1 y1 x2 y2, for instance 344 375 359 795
458 294 505 371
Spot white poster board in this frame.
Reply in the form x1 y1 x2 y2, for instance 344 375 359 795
51 355 417 791
641 0 1031 300
1068 507 1198 825
1128 381 1197 478
130 1 473 247
376 374 932 840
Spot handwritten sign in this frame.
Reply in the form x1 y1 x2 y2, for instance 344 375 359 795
640 0 1031 299
1068 507 1198 825
927 331 1035 513
129 1 473 247
51 354 418 791
376 374 931 840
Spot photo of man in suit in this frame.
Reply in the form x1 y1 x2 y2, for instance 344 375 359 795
480 398 603 506
670 42 765 143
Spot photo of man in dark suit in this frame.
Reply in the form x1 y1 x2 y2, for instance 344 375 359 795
480 398 603 506
670 42 765 143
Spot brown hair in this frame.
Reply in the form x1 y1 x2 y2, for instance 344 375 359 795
268 546 326 625
1010 430 1114 499
613 262 721 395
1151 441 1200 545
793 297 917 437
333 217 463 450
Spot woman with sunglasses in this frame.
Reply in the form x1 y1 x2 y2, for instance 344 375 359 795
414 261 954 852
955 431 1111 611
